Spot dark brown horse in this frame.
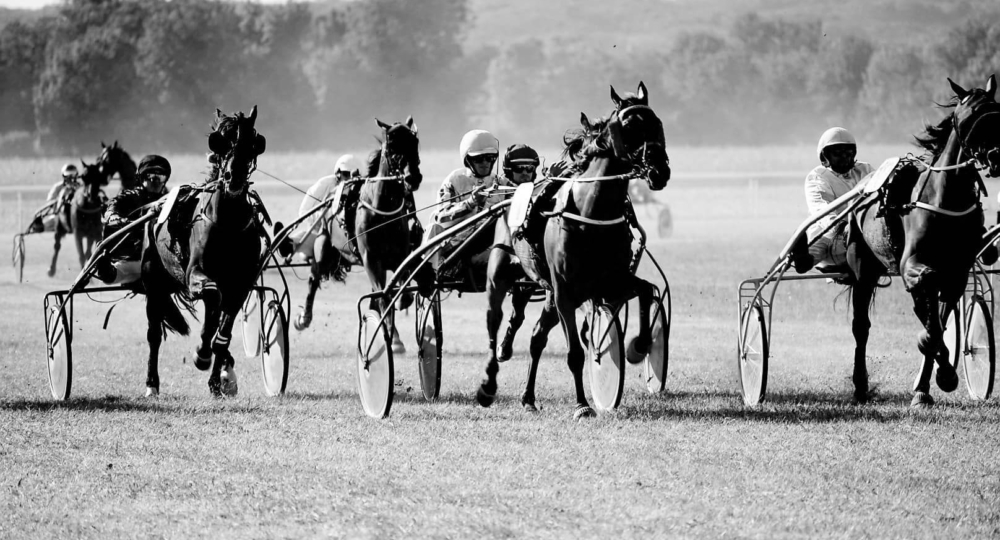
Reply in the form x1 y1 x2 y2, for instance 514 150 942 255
97 141 138 190
356 117 422 353
140 106 267 396
479 82 670 418
848 75 1000 408
69 163 107 271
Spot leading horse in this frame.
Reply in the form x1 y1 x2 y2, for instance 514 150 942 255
355 117 423 353
848 75 1000 407
140 106 267 396
97 141 138 191
478 82 670 418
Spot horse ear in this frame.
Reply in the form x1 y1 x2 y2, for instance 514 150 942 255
81 159 87 167
113 140 119 148
208 131 229 155
375 118 391 131
636 81 648 104
405 116 414 128
949 78 969 99
248 105 258 125
610 85 623 109
216 108 223 118
987 74 997 100
101 141 106 148
579 112 592 130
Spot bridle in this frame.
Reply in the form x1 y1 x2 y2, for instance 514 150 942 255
360 127 419 217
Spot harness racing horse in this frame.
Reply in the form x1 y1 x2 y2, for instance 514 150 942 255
478 82 670 418
356 117 423 354
849 75 1000 408
141 106 267 396
97 141 138 191
69 163 107 272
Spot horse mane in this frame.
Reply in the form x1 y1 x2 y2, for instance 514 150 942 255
561 92 646 168
366 147 381 177
914 96 959 155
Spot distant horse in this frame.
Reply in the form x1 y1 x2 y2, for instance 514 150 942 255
848 75 1000 407
140 106 267 396
97 140 138 191
478 82 670 418
43 161 105 277
356 117 423 353
69 163 107 270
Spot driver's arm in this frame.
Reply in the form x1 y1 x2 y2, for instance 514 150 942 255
435 172 476 224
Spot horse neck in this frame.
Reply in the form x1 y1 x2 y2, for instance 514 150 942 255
571 156 631 218
364 158 405 211
922 131 980 210
207 182 253 229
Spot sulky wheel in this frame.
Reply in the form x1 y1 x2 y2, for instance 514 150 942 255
259 298 289 396
45 302 72 401
943 302 961 370
961 295 995 401
415 291 442 401
644 296 670 394
240 290 263 358
587 304 626 410
357 308 395 418
738 301 768 407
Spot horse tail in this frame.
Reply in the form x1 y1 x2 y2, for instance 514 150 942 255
148 291 196 337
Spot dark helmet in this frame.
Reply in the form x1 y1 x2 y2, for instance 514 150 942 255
503 144 540 175
137 154 171 177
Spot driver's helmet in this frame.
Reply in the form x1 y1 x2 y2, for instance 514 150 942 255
503 144 540 181
816 127 857 163
334 154 358 176
137 155 171 193
61 163 78 181
459 130 499 169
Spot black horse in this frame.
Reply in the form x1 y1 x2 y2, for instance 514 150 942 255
848 75 1000 407
140 106 267 396
97 141 138 191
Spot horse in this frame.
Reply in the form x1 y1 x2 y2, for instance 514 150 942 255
97 140 138 191
140 106 267 397
355 117 423 353
69 162 107 271
43 161 104 277
848 74 1000 408
478 82 670 418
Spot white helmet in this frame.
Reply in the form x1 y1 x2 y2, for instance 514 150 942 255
459 130 499 162
816 127 857 161
61 163 78 178
334 154 358 175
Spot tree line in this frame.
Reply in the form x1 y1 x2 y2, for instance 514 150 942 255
0 2 998 156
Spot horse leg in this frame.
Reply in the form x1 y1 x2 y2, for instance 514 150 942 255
74 231 86 269
213 310 239 397
295 273 320 331
500 289 531 362
48 230 62 277
196 287 222 375
145 295 165 397
850 279 875 403
479 249 517 406
910 290 957 408
625 277 656 362
553 290 593 419
522 294 560 413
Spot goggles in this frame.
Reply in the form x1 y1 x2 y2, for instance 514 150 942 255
145 173 168 184
511 165 536 175
468 154 497 164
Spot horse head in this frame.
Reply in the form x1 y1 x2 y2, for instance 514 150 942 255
97 141 135 187
609 81 670 190
76 160 105 208
948 74 1000 177
208 105 266 193
374 116 421 190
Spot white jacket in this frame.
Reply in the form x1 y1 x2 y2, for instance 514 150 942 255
804 161 874 229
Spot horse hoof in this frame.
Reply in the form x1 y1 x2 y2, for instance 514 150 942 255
522 401 539 413
476 385 496 408
573 406 596 420
145 386 159 398
208 378 222 397
497 342 513 363
852 370 869 403
910 391 934 409
293 313 310 331
47 268 56 278
936 364 959 393
194 349 212 371
391 340 406 355
220 366 239 397
625 335 647 365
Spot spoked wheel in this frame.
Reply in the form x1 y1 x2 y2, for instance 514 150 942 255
45 301 72 400
260 298 289 396
13 234 25 283
357 309 394 418
415 292 442 401
738 302 768 407
240 290 263 358
587 304 625 410
943 302 961 370
644 297 670 393
961 295 995 401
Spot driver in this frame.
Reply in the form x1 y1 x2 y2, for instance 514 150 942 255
282 153 361 263
94 155 171 284
792 127 874 273
30 163 80 233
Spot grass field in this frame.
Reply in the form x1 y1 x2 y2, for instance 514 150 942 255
2 148 1000 538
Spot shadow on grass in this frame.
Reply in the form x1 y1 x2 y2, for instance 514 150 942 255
0 394 165 413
